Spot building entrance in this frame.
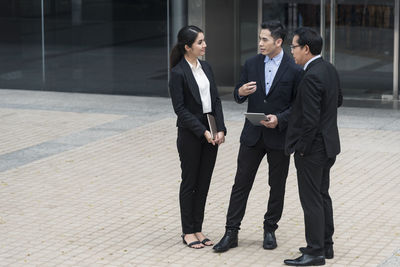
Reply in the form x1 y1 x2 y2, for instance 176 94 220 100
196 0 397 101
262 0 395 100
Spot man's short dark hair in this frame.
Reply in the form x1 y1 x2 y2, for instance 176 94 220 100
293 27 323 55
261 21 287 42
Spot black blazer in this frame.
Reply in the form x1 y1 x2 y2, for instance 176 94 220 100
285 58 343 158
169 57 226 138
234 52 303 149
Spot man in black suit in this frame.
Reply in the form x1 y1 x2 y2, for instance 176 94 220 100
283 27 342 266
213 21 303 253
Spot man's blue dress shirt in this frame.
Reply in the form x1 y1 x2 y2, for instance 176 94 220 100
264 49 283 95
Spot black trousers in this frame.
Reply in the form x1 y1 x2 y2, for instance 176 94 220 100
177 127 218 234
226 136 290 232
294 138 335 256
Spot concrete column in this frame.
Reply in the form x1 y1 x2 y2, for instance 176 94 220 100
320 0 326 59
330 0 336 65
171 0 188 45
394 0 399 101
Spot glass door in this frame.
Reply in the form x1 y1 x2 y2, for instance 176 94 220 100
261 0 323 56
261 0 395 100
0 1 44 90
333 0 394 99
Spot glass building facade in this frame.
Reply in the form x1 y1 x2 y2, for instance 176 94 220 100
1 0 168 96
1 0 399 103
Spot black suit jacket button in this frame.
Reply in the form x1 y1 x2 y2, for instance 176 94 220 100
264 99 267 103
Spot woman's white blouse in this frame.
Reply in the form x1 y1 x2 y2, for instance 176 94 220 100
186 59 212 114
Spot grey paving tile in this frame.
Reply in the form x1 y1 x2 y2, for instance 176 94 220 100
0 89 399 266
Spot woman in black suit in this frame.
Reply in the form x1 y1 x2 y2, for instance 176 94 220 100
169 25 226 249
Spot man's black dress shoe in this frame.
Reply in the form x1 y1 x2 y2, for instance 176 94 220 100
284 254 325 266
299 246 334 259
212 230 238 253
263 231 277 249
324 246 334 259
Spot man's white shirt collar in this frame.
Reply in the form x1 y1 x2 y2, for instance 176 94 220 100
304 55 321 70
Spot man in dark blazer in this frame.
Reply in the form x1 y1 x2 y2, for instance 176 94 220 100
284 27 342 266
213 21 303 253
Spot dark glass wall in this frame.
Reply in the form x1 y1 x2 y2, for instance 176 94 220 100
0 0 169 96
262 0 321 53
205 0 236 87
335 1 394 98
260 0 394 100
204 0 258 89
0 1 43 90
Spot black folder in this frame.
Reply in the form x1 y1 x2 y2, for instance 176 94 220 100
206 114 217 140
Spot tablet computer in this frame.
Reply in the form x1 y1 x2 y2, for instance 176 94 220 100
244 112 269 126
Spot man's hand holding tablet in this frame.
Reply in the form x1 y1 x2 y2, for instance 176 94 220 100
244 113 278 129
260 114 278 129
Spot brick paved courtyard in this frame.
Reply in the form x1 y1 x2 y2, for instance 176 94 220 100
0 90 399 266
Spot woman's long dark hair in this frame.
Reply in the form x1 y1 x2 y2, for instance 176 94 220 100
170 25 203 69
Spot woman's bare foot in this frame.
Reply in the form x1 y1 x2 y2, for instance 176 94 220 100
195 232 213 246
182 233 204 249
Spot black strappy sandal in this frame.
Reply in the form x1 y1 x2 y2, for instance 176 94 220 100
181 234 203 249
200 238 213 246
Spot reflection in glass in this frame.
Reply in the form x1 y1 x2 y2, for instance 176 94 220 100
1 0 169 96
262 1 321 55
335 1 394 98
239 0 258 67
262 0 394 99
0 1 43 90
44 0 168 96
